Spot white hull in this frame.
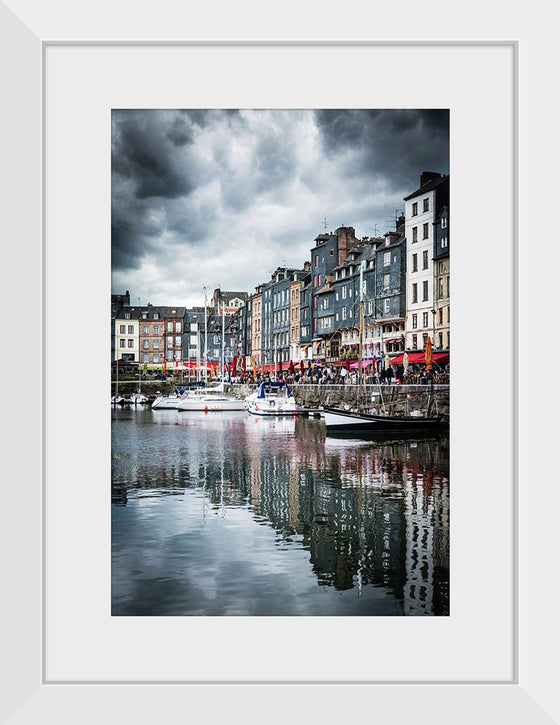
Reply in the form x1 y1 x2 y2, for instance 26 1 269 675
128 394 149 405
244 381 300 416
151 395 183 409
323 410 361 427
177 397 246 412
245 400 299 416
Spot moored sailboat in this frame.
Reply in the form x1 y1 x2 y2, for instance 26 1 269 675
245 380 300 416
324 260 445 436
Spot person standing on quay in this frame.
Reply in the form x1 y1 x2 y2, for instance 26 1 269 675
386 365 394 384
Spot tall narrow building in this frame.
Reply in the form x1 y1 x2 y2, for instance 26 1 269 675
403 172 449 351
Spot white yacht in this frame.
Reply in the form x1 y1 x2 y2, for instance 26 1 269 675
176 383 246 412
245 381 300 416
151 391 186 409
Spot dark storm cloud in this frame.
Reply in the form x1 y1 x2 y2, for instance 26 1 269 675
314 109 449 191
111 109 449 304
112 110 199 200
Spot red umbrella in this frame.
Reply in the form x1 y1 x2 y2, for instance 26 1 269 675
299 360 305 374
277 360 283 376
345 358 351 371
288 360 295 375
242 355 246 374
232 355 237 374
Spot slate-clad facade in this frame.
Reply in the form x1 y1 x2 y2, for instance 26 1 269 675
433 205 450 351
112 174 449 372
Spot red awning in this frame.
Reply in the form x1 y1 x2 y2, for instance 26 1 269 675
390 352 449 366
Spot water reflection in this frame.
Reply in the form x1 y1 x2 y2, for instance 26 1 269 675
112 408 449 616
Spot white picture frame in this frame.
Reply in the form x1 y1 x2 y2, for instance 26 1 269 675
2 1 556 722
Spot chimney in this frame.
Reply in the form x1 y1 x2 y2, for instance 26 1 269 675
396 215 405 232
336 226 356 266
420 171 442 187
303 260 311 272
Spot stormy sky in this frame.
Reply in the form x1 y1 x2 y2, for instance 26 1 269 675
111 109 449 307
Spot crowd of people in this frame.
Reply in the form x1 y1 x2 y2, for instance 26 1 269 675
227 361 449 387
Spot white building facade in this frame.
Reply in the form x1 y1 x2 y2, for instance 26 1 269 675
115 308 140 362
404 173 449 351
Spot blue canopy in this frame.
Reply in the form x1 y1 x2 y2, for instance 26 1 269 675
256 381 293 399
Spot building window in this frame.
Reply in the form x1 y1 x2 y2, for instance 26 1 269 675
167 338 173 348
412 314 417 329
412 254 418 272
314 255 318 268
153 340 159 348
423 198 429 212
143 354 149 363
153 313 159 319
412 226 418 243
154 354 159 363
322 298 328 310
441 217 447 229
439 308 443 324
128 339 133 348
441 236 448 248
384 299 390 312
422 280 429 301
313 296 317 309
423 250 429 269
438 333 443 348
143 326 149 334
142 312 148 319
412 334 418 349
412 283 418 303
128 325 134 334
412 202 418 216
423 312 429 327
175 322 181 332
423 333 428 347
119 325 125 333
174 351 181 361
124 313 131 319
439 279 444 299
167 322 173 331
342 307 347 320
119 339 125 348
143 340 149 349
175 336 181 346
153 326 159 334
383 251 391 266
422 223 429 239
383 273 390 289
167 351 173 361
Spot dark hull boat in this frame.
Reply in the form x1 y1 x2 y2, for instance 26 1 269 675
323 405 447 436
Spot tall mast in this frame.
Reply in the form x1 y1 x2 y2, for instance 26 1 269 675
203 286 208 386
221 301 225 381
358 260 366 407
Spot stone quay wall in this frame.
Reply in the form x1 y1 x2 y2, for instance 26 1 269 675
112 378 449 417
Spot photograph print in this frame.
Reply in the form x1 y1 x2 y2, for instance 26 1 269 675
111 109 450 616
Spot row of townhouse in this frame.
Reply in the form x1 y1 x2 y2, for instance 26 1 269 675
111 293 247 368
230 171 449 368
111 170 449 372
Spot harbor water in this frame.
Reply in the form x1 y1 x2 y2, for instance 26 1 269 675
112 407 449 616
